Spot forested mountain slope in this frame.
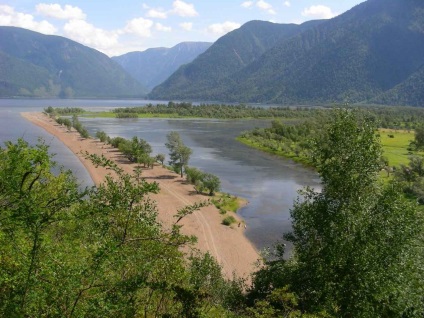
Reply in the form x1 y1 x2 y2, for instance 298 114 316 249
0 26 147 98
372 65 424 106
149 20 323 100
150 0 424 106
113 42 211 91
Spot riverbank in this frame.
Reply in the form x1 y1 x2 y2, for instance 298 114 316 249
21 112 260 279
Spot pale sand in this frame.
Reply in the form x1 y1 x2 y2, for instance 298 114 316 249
21 112 260 279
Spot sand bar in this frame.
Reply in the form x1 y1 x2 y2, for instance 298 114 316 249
21 112 260 279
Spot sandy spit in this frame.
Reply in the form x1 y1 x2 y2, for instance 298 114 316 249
21 112 260 279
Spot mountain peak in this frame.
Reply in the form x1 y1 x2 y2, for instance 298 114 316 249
0 26 146 98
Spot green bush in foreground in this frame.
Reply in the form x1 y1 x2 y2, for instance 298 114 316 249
0 139 242 317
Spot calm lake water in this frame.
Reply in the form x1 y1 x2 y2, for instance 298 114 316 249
0 99 320 251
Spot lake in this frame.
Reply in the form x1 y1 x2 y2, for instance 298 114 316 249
0 99 320 251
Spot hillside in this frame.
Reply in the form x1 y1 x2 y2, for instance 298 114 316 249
372 65 424 106
112 42 211 90
150 0 424 106
149 20 323 100
0 26 147 98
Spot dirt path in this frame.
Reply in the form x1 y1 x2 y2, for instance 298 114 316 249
21 112 260 279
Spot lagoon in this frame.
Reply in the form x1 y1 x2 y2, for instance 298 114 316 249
0 99 320 250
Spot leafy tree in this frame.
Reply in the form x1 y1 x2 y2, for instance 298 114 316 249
155 153 165 165
96 130 108 143
413 126 424 149
185 166 204 184
202 173 221 196
166 131 192 177
0 139 85 316
284 109 424 316
395 155 424 202
0 139 239 317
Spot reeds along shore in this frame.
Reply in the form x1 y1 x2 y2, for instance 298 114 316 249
21 112 260 279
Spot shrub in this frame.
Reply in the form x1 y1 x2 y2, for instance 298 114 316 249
222 215 236 226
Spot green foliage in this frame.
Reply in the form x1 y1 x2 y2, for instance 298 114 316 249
202 173 221 196
96 130 108 143
166 131 192 177
284 109 424 316
115 112 138 118
155 153 165 165
412 126 424 150
185 166 221 196
394 155 424 203
45 107 85 115
111 102 324 119
149 20 322 101
239 106 424 167
185 166 204 185
222 216 237 226
212 193 241 213
0 139 239 317
150 1 424 106
0 26 147 98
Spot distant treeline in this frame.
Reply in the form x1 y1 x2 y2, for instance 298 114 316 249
239 106 424 165
112 102 326 119
44 106 85 115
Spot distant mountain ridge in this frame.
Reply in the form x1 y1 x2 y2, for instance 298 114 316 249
149 20 323 101
112 42 212 91
0 26 147 98
150 0 424 106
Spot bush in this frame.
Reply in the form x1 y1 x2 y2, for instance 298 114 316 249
222 215 236 226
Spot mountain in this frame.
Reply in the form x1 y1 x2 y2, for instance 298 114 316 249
0 26 147 98
112 42 212 91
372 65 424 106
150 0 424 106
149 20 323 101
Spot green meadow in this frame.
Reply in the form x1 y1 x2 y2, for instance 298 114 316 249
379 129 423 167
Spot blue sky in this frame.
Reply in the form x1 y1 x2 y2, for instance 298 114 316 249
1 1 366 56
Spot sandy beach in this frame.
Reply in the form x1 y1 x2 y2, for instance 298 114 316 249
21 112 260 279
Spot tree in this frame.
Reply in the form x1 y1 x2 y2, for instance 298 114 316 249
0 139 85 316
155 153 165 165
0 139 236 317
412 126 424 149
96 130 108 143
166 131 192 177
285 109 423 316
202 173 221 196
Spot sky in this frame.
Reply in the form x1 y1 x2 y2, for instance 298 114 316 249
0 0 366 57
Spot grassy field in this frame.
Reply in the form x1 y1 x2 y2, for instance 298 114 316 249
379 129 423 167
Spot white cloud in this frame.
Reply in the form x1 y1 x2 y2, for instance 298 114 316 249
142 3 150 10
124 17 154 37
284 1 291 7
63 19 119 52
302 5 337 19
180 22 193 31
36 3 86 20
241 1 254 8
256 0 276 15
0 5 56 34
146 8 167 19
155 22 171 32
207 21 240 36
172 0 198 17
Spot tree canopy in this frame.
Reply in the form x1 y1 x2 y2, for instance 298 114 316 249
248 109 424 317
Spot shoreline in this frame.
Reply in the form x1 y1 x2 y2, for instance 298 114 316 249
21 112 260 279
